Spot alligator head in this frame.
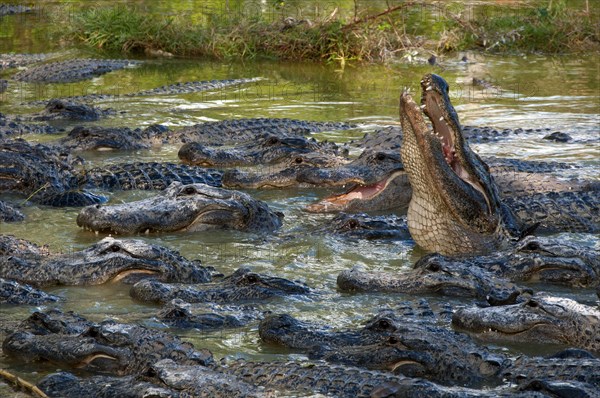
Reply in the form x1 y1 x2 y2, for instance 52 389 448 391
2 311 214 375
452 295 600 354
0 237 213 286
59 126 148 151
76 182 283 234
303 150 408 213
400 74 519 255
179 134 338 167
130 267 310 304
32 99 113 121
337 253 530 305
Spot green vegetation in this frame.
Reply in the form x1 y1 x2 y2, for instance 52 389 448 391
63 1 599 64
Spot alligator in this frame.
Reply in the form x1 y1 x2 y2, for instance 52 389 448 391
0 53 59 70
339 235 599 290
2 310 214 376
0 277 60 305
130 267 310 304
57 124 171 151
11 58 140 83
0 139 222 206
321 212 412 240
178 133 343 167
25 78 263 104
29 99 116 121
0 113 62 139
400 74 538 255
0 235 213 286
76 182 283 234
0 200 24 222
452 295 600 355
337 253 530 305
174 118 356 145
156 299 263 330
258 310 600 388
0 4 32 16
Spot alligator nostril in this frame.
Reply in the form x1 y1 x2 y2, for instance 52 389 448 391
94 204 101 209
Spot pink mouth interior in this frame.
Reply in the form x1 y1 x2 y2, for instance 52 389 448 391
306 176 390 212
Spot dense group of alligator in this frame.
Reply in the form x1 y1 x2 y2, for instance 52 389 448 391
0 52 598 398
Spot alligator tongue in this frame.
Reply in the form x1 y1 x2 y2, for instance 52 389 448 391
306 177 388 212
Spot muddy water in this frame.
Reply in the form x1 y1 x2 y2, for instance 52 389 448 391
0 1 599 395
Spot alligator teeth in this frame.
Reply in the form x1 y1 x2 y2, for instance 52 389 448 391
420 104 426 109
425 85 432 91
439 116 444 122
95 230 99 236
145 229 150 235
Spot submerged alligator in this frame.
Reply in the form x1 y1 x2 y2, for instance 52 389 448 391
0 235 213 287
0 278 60 305
11 58 140 83
0 200 24 222
453 295 600 355
0 139 222 206
338 235 599 291
258 309 600 387
178 133 344 167
29 98 116 121
76 182 282 234
130 267 309 304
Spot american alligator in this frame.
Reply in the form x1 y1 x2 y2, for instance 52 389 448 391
174 118 356 145
0 113 62 139
0 200 24 222
57 124 170 151
0 235 213 286
452 295 600 355
25 78 263 104
130 267 310 304
2 310 214 375
37 361 564 398
0 53 58 70
178 133 343 167
30 99 116 121
0 139 222 206
337 253 530 305
0 277 60 305
400 74 529 255
0 4 32 16
339 235 599 290
156 299 263 330
11 58 140 83
222 152 348 189
321 212 412 240
258 310 600 387
76 182 282 234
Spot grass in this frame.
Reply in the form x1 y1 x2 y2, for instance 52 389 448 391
62 1 599 64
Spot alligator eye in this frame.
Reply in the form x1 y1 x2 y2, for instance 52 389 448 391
388 336 398 344
426 262 441 272
526 300 539 308
182 186 196 195
266 137 280 145
346 219 360 229
109 245 121 252
294 157 303 164
54 103 64 109
245 274 260 283
523 241 540 251
376 153 386 161
376 319 392 329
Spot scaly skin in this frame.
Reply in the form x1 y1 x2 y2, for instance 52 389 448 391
11 58 140 83
0 53 57 69
337 254 529 305
130 267 310 305
30 99 115 121
0 235 213 286
178 134 342 167
0 200 24 222
452 295 600 355
2 310 214 376
58 125 171 151
320 213 411 240
76 182 282 234
0 278 60 305
156 299 263 330
400 75 519 255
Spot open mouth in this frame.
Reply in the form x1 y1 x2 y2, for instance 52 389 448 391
306 171 404 212
111 269 159 283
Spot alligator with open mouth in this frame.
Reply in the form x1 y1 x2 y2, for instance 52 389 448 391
76 182 282 234
0 234 213 287
130 267 309 304
258 308 600 388
452 295 600 355
0 139 222 206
